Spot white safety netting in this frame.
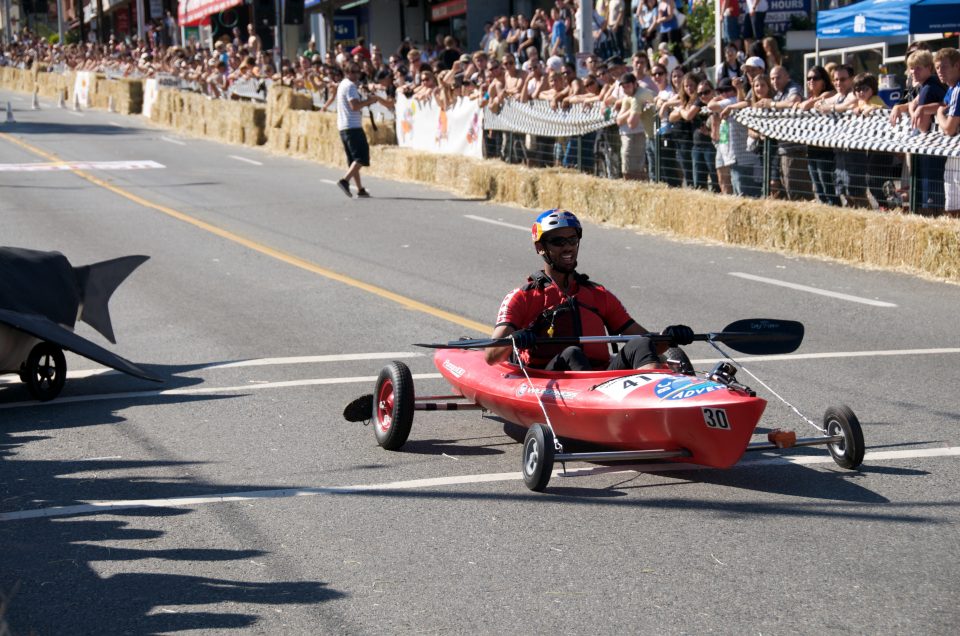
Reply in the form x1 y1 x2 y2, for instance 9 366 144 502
483 100 615 137
732 108 960 158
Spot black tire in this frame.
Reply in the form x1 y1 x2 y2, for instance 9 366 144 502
23 342 67 402
373 362 415 450
663 346 694 375
824 405 865 469
522 424 555 492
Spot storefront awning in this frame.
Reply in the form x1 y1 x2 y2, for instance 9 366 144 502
178 0 244 27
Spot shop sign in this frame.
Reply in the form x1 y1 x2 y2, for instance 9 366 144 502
430 0 467 22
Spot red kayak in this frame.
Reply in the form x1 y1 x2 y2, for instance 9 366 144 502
345 319 865 492
435 348 765 470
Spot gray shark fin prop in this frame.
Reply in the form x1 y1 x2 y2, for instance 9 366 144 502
75 255 149 344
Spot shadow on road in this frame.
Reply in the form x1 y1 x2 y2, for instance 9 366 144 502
0 370 346 633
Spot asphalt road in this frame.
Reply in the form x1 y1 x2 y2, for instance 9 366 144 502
1 90 958 635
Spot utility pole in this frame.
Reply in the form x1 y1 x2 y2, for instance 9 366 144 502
96 0 104 44
136 0 144 44
2 0 12 46
57 0 64 44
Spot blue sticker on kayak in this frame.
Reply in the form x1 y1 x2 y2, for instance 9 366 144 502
654 377 725 400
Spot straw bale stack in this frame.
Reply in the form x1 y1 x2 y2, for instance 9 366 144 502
87 76 143 114
266 108 396 164
266 86 313 130
149 89 265 146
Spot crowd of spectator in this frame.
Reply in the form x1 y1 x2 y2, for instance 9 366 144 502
1 0 958 215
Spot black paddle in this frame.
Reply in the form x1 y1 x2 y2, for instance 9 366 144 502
414 318 804 356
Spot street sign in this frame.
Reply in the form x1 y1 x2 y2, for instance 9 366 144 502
333 16 357 43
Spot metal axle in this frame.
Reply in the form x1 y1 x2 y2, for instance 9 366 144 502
745 435 843 452
413 402 484 411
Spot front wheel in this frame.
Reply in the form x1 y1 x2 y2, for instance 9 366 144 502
23 342 67 402
373 362 414 450
522 424 556 492
824 405 865 469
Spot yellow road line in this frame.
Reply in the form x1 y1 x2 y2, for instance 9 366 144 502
0 132 488 334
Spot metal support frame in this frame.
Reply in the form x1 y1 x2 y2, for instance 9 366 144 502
548 434 842 466
555 449 690 463
762 137 772 198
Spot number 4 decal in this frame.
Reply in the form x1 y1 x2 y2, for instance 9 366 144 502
702 407 731 430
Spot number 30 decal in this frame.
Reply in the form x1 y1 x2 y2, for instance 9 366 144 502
702 407 731 430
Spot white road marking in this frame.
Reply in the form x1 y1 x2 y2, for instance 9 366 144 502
160 136 186 146
691 347 960 365
463 214 528 232
207 352 423 369
0 160 164 172
320 179 338 185
3 347 960 401
0 352 425 384
228 155 263 166
729 272 898 307
108 122 124 128
3 446 958 522
0 373 444 409
65 111 85 117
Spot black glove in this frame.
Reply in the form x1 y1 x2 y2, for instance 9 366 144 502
662 324 695 346
511 329 537 351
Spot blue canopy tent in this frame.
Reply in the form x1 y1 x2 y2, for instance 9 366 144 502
816 0 960 37
910 0 960 33
816 0 913 38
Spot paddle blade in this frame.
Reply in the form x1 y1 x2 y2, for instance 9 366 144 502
414 337 512 350
715 319 804 355
343 394 374 422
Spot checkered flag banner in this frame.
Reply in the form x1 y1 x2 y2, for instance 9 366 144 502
483 100 616 137
733 108 960 158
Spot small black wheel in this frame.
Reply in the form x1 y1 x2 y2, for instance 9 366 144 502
824 405 865 469
373 362 415 450
23 342 67 402
522 424 555 492
663 347 694 375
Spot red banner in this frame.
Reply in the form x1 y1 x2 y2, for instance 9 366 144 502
178 0 244 26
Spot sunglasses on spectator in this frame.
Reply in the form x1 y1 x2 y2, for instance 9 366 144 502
806 76 821 81
698 90 713 96
652 71 665 77
544 236 580 247
854 85 869 92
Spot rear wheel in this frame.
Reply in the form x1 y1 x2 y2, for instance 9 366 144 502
23 342 67 402
824 405 865 469
373 362 414 450
522 424 556 492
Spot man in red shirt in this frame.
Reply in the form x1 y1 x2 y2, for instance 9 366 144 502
485 209 693 370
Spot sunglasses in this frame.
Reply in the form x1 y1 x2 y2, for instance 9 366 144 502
652 71 665 77
806 76 821 81
698 90 713 96
544 236 580 247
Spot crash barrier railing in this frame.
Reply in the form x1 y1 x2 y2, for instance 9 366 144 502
480 100 960 215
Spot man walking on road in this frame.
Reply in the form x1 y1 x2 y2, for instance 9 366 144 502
337 63 378 199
